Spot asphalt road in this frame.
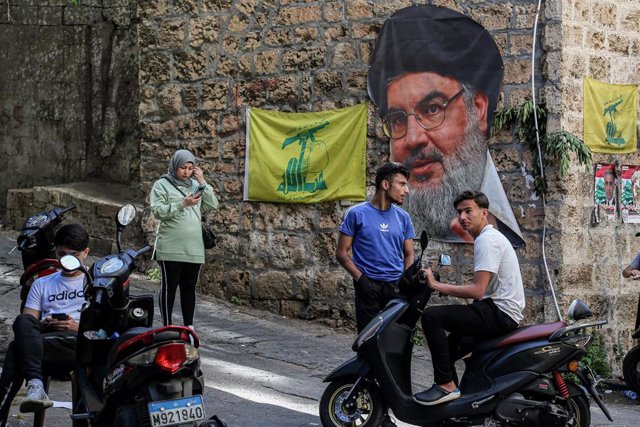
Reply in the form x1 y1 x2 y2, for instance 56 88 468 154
0 227 637 426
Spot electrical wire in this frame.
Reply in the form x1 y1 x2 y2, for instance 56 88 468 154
530 0 563 321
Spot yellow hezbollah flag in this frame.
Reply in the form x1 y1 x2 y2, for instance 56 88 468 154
244 104 367 203
584 77 638 154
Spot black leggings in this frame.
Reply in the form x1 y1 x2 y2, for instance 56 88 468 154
158 261 202 326
421 299 517 385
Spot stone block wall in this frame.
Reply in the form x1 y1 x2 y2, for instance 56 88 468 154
548 0 640 369
6 182 146 257
0 0 140 215
138 0 552 328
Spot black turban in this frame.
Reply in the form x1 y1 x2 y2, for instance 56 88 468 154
368 5 504 127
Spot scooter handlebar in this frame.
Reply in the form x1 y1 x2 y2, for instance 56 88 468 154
58 204 76 215
135 246 153 257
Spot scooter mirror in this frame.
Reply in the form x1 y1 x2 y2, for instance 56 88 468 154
117 204 137 227
60 254 82 272
420 230 429 250
439 254 451 266
567 299 592 322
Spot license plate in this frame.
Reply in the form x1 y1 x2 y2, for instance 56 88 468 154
148 395 206 427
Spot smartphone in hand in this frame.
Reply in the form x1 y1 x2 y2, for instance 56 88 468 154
51 313 68 320
193 185 206 198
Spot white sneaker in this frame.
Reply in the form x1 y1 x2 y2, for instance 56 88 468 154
19 382 53 413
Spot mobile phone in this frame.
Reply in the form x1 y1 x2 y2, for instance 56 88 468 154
193 185 206 198
51 313 67 320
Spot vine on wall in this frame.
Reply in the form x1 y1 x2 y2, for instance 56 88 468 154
492 99 592 197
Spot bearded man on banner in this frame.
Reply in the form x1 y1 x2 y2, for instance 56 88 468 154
368 5 524 247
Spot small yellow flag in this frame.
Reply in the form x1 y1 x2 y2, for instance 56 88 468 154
244 104 367 203
584 77 638 154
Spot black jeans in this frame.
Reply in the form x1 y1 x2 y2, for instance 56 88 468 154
354 275 403 333
0 314 76 404
421 299 517 385
158 260 202 326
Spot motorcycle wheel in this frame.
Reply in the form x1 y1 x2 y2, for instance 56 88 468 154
319 377 385 427
561 394 591 427
623 345 640 392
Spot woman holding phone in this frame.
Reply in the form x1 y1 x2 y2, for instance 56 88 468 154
150 149 219 329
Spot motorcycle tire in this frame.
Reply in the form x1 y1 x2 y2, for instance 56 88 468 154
319 377 385 427
623 344 640 392
562 394 591 427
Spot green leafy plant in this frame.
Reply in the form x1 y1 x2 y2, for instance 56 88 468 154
147 267 161 283
230 295 241 305
583 332 612 379
492 98 592 196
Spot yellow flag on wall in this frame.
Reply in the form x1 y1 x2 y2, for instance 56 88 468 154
244 104 367 203
584 77 638 153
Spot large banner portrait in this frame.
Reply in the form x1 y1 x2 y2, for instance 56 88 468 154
621 165 640 224
367 5 524 246
594 163 617 221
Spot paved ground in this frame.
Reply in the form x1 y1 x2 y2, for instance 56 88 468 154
0 226 637 426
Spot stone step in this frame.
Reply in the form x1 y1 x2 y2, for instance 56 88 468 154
5 181 147 258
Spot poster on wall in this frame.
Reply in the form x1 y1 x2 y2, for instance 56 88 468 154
244 104 367 203
584 78 638 154
594 163 617 221
367 5 524 247
621 165 640 224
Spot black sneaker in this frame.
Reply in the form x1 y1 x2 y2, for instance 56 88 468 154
414 384 461 406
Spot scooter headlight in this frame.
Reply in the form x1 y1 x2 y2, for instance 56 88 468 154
353 316 384 351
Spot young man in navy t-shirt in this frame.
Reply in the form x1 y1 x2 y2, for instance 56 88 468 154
336 162 416 333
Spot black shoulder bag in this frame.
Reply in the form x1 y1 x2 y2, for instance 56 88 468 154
162 177 216 249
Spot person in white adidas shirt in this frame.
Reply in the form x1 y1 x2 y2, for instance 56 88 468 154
0 224 89 414
414 191 525 406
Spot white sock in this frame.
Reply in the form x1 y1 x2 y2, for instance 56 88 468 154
27 379 43 389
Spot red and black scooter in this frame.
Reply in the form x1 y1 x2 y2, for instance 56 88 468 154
0 204 76 427
62 205 224 427
12 204 77 307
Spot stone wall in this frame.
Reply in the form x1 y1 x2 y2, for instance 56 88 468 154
0 0 140 215
549 0 640 369
137 0 552 328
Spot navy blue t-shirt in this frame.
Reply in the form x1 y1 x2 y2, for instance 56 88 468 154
339 202 416 281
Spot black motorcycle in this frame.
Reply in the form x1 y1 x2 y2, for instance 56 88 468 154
319 231 612 426
61 204 222 427
12 204 76 307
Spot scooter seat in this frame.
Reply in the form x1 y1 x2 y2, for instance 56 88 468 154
472 321 566 352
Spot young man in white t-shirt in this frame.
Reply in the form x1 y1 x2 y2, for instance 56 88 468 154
414 191 525 406
0 224 90 414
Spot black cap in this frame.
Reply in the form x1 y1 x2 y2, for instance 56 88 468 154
367 5 504 129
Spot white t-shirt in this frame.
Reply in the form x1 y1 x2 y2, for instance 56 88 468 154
474 225 525 324
24 271 86 321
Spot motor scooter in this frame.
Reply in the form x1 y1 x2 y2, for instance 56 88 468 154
0 204 76 427
11 204 76 307
61 204 224 427
320 231 612 426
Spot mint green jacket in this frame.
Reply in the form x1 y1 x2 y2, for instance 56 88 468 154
150 178 219 264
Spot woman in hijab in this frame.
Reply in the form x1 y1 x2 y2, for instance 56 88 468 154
150 149 219 329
